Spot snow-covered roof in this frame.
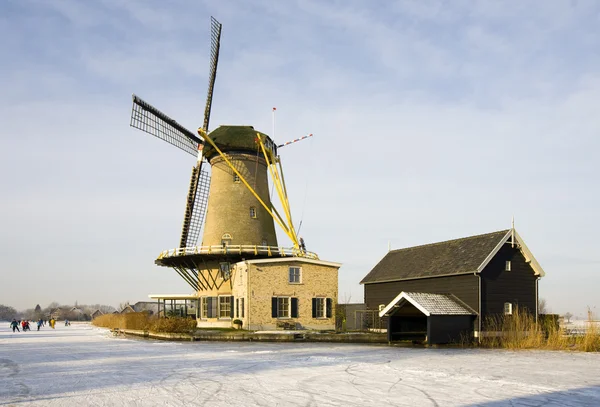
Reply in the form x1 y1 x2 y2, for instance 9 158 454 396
379 292 477 317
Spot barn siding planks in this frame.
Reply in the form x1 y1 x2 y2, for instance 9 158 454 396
480 243 538 319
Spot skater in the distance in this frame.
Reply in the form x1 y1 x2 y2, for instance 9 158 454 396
10 319 20 333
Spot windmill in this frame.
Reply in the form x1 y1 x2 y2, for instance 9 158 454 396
129 17 316 292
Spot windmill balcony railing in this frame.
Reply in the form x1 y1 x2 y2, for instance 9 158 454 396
158 245 319 260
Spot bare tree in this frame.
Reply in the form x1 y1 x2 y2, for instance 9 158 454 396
0 304 18 320
564 312 573 324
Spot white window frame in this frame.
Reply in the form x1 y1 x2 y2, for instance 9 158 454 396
201 296 218 319
233 174 240 183
314 297 326 318
250 207 257 219
289 266 302 284
200 297 208 319
219 296 232 319
504 302 513 315
505 260 512 271
277 297 291 319
221 233 232 248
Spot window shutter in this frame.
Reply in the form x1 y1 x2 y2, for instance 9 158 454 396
230 296 234 318
211 297 217 318
312 298 317 318
271 297 278 318
241 298 245 318
326 298 332 318
206 297 213 318
291 298 298 318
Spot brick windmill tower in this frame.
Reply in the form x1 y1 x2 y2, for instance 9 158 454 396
129 17 341 330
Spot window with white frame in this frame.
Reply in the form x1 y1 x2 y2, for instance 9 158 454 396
219 296 232 318
250 207 257 219
221 233 232 248
505 260 512 271
312 297 332 319
278 297 290 318
504 302 513 315
201 296 218 319
272 297 297 318
314 298 325 318
289 266 301 284
233 174 240 183
201 297 208 319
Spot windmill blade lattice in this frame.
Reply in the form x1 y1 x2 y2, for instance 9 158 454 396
180 164 211 248
180 16 222 249
130 94 201 157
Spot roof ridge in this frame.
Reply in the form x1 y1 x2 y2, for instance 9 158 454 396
388 229 510 254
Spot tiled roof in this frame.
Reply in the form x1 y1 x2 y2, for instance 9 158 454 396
380 292 477 317
361 230 510 284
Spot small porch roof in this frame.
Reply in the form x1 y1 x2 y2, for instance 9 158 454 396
148 294 198 300
379 291 477 318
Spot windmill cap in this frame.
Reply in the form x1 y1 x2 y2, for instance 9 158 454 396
203 125 276 160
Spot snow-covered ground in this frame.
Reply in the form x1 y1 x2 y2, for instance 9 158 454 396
1 324 600 406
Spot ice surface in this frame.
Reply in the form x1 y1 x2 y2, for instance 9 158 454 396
1 324 600 406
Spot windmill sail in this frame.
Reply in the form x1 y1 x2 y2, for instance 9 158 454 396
203 16 222 132
179 16 222 249
180 162 211 248
130 94 201 156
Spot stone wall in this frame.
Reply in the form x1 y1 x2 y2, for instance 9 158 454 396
201 153 278 247
195 258 340 331
246 259 339 331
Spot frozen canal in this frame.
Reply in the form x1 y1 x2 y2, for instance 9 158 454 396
1 324 600 406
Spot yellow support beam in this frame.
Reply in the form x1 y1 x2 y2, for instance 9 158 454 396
276 156 299 245
257 134 299 248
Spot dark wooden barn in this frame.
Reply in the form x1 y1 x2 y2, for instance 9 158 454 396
360 229 545 343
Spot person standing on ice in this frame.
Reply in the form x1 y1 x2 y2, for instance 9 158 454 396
10 319 20 333
37 319 43 331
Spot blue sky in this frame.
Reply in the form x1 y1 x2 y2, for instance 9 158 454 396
1 0 599 317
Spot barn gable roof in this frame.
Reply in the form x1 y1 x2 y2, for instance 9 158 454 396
361 229 544 285
379 292 477 317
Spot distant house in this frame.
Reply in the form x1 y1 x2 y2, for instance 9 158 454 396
120 305 136 314
361 229 545 344
91 310 104 320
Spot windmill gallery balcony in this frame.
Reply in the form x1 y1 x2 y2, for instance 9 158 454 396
155 244 319 267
